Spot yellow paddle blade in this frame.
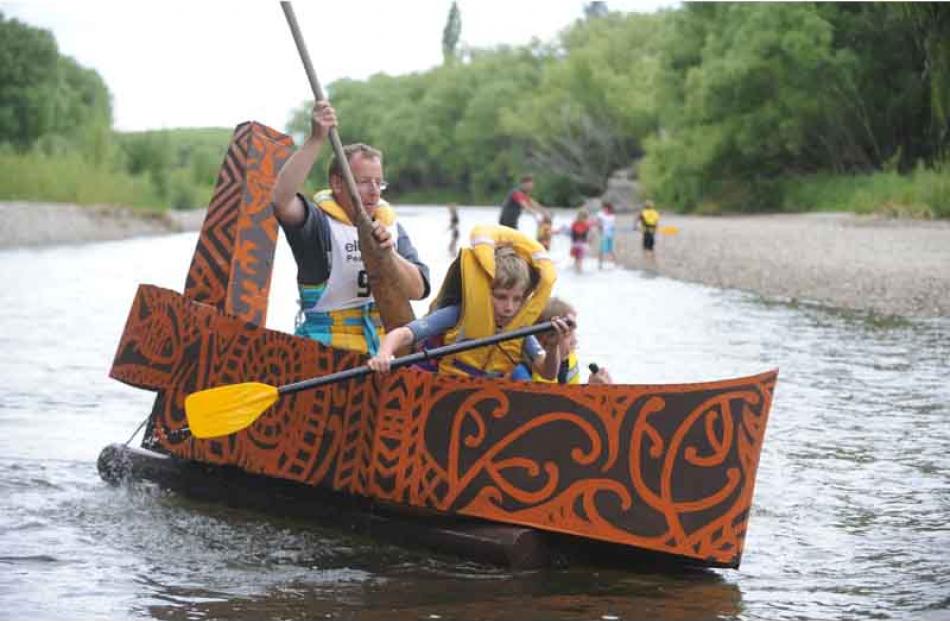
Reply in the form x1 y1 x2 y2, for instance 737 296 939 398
659 225 679 235
185 382 280 439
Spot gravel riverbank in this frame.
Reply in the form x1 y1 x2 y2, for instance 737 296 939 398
614 212 950 319
3 201 947 319
0 202 204 248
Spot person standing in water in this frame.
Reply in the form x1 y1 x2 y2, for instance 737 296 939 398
536 211 553 251
569 208 593 273
447 203 460 256
637 200 660 254
596 202 617 268
499 174 545 229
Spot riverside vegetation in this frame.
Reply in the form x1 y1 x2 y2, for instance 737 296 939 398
1 4 948 217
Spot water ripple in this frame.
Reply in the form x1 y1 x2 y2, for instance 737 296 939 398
0 208 948 620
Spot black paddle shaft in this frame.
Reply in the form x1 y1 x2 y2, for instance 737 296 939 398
278 319 572 396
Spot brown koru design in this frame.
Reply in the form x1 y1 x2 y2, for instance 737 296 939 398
110 122 776 568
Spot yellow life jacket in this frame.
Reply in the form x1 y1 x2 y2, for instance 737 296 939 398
312 189 396 227
438 225 556 378
640 207 660 229
531 350 580 384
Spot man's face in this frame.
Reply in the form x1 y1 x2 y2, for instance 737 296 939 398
521 179 534 194
332 153 384 217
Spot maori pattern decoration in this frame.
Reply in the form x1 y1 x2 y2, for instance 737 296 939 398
110 121 776 568
183 121 293 326
112 284 775 568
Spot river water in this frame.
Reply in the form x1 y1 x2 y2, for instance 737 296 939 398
0 206 947 621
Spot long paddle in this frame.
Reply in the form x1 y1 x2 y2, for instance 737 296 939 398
280 1 414 331
185 320 570 439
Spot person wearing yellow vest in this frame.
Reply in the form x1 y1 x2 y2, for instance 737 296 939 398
367 225 573 380
510 297 613 385
638 199 661 252
272 100 430 355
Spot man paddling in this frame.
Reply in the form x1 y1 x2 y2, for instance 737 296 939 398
272 100 430 355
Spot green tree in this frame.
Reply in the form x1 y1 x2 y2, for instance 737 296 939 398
505 12 666 196
0 12 112 151
0 13 61 147
287 45 548 203
644 4 860 210
642 3 950 212
442 1 462 66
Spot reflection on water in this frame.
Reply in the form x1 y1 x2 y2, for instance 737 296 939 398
143 563 741 621
0 207 947 620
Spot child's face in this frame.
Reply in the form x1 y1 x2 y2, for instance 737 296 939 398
491 286 527 329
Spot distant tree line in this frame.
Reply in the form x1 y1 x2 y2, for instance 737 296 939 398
2 5 948 215
0 12 228 209
288 2 948 213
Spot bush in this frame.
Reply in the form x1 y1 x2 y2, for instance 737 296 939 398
0 149 158 209
780 163 950 218
916 160 950 218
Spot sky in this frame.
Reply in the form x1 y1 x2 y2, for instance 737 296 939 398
3 0 675 132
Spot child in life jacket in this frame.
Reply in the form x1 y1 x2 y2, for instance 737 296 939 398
569 208 593 273
510 297 613 384
368 226 574 380
536 211 554 251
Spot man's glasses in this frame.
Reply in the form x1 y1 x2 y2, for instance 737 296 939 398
355 178 388 192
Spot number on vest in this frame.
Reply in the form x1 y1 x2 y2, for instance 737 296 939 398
357 269 370 297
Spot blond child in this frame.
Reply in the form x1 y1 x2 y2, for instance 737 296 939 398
369 229 573 380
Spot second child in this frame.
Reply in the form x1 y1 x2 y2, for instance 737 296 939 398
511 297 613 385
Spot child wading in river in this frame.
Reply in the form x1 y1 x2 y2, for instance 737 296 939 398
569 208 593 273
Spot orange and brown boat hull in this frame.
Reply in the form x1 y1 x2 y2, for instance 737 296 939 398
109 122 776 568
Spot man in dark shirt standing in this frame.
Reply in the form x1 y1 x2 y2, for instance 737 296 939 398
499 175 545 229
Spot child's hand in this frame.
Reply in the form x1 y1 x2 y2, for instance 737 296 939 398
367 352 395 373
589 366 613 384
549 315 575 354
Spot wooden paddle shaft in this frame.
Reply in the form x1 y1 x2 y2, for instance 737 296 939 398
280 2 414 330
278 319 571 396
280 3 363 224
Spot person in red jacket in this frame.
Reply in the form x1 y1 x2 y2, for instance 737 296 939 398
569 208 592 273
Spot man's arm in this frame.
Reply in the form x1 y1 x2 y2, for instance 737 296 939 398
393 223 431 300
392 253 427 300
272 101 335 228
519 194 546 221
